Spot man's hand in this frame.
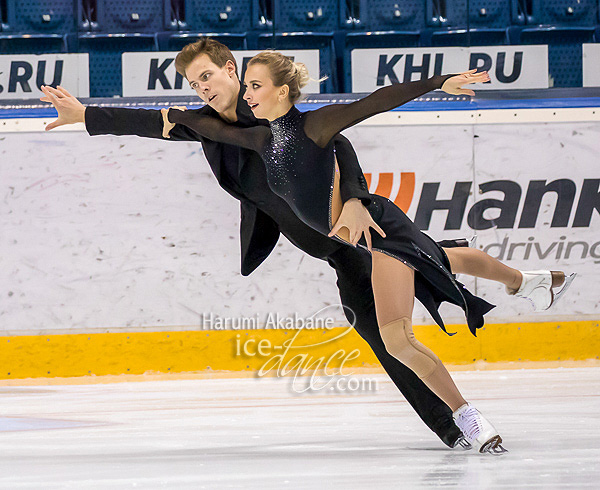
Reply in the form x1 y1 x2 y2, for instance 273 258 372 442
39 85 86 131
441 69 491 96
328 198 386 251
161 106 187 139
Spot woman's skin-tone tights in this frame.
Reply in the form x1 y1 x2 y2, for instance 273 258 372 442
330 159 522 412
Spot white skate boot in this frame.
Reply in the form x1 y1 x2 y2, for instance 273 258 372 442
453 404 507 455
506 270 576 311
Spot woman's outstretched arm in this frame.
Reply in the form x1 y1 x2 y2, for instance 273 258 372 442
304 70 490 148
332 133 371 206
167 108 270 153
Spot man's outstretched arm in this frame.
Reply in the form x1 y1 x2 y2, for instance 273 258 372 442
40 85 201 142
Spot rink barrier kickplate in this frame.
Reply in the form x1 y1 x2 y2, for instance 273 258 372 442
0 320 598 380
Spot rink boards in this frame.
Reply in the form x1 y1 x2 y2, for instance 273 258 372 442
1 94 599 379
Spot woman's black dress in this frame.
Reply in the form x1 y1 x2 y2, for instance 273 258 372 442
168 75 495 335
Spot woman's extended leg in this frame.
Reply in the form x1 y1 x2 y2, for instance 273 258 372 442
442 247 522 291
443 246 573 312
371 250 467 412
371 249 506 453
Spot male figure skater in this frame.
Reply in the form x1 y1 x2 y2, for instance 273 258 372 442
41 38 468 448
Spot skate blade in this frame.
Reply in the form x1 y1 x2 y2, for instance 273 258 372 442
453 437 473 450
468 234 478 248
549 272 577 309
486 444 508 455
479 435 508 455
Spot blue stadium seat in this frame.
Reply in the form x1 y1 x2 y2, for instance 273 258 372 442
256 0 339 92
156 0 250 52
78 0 163 97
99 0 166 33
515 0 598 87
274 0 338 31
361 0 428 32
344 0 426 36
342 1 425 92
528 0 598 25
428 0 512 46
0 0 75 54
185 0 251 32
156 32 247 51
0 2 6 31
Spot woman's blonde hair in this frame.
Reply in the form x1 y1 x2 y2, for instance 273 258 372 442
248 51 321 104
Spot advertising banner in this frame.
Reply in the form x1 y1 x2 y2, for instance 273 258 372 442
351 46 549 92
343 121 597 321
583 44 600 87
0 53 89 99
122 50 321 97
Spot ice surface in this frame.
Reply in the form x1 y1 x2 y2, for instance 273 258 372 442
0 367 599 489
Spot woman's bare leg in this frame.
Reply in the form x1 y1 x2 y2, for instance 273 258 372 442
372 251 467 412
443 247 522 291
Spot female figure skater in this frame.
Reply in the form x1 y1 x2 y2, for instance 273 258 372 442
165 51 572 453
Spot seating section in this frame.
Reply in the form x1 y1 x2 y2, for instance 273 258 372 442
516 0 598 87
256 0 340 92
157 0 250 52
77 1 163 96
428 0 512 46
0 1 76 54
0 0 598 95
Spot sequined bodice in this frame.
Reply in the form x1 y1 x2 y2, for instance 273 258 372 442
259 106 336 234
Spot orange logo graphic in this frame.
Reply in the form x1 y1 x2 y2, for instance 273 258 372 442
364 172 415 213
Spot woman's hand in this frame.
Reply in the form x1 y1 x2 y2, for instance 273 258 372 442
441 69 491 96
328 198 386 251
39 85 86 130
161 106 187 138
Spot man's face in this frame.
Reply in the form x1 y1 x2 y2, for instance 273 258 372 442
185 54 239 114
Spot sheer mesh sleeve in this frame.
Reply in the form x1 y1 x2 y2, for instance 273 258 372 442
167 109 270 152
304 74 457 148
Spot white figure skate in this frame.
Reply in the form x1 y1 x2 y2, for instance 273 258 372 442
506 270 576 311
453 404 507 455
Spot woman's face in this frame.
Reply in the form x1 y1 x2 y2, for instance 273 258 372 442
242 63 287 120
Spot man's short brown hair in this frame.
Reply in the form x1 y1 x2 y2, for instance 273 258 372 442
174 38 238 78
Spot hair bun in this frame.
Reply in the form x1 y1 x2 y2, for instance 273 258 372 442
248 51 326 104
293 62 310 90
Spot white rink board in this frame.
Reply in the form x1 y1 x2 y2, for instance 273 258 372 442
1 120 599 334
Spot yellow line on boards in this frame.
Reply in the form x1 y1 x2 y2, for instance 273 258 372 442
0 320 598 380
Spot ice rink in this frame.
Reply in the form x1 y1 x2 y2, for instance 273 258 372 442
1 367 599 489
